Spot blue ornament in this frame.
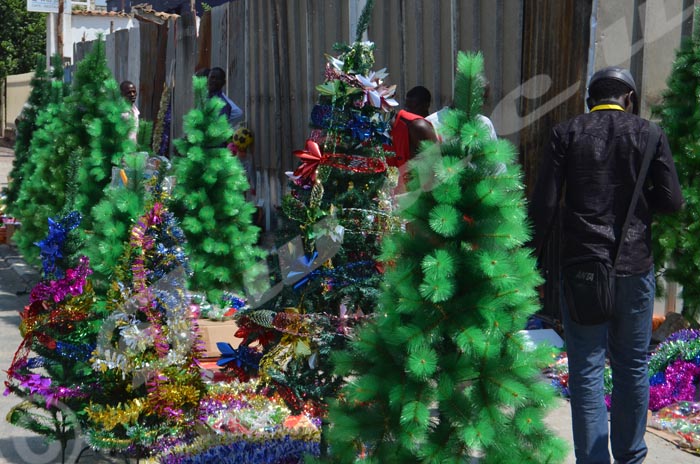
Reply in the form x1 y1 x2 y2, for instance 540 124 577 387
347 114 372 141
310 104 333 128
216 343 262 370
649 372 666 386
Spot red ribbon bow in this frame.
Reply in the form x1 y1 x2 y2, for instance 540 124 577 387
293 140 325 183
292 139 388 184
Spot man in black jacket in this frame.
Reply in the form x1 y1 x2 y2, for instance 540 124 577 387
530 67 683 464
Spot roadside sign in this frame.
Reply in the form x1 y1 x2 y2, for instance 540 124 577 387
27 0 58 13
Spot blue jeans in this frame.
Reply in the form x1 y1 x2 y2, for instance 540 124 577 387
562 267 654 464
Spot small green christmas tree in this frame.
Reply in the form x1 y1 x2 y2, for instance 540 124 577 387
324 52 568 463
87 192 205 457
86 153 151 296
12 39 133 263
137 119 154 153
652 9 700 322
5 195 99 463
234 1 397 416
4 54 66 216
170 76 263 305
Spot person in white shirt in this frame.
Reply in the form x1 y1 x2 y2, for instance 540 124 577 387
426 79 497 141
120 80 140 142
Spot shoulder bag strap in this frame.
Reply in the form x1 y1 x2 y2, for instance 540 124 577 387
613 122 660 268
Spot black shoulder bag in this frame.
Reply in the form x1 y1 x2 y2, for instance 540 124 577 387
562 123 660 325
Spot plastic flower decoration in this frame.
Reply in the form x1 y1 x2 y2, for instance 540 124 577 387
355 69 399 111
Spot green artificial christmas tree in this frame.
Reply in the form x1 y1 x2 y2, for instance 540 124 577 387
232 0 398 417
323 52 567 463
137 119 154 153
87 189 205 457
652 9 700 322
4 54 66 216
5 161 100 463
12 38 133 263
170 76 263 305
86 152 152 297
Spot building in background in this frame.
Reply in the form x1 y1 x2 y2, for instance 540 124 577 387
105 0 230 15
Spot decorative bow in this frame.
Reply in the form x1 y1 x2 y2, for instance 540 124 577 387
292 140 387 185
286 251 319 290
216 343 262 369
293 140 325 183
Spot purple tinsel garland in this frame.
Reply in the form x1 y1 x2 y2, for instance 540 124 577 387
29 256 92 303
649 360 700 411
648 329 700 411
548 329 700 411
158 98 172 157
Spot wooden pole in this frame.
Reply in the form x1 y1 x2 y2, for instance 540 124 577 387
57 0 64 59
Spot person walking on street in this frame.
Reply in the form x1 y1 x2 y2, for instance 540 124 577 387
529 66 683 464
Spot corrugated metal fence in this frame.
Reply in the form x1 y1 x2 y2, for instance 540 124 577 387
71 0 531 232
70 0 694 318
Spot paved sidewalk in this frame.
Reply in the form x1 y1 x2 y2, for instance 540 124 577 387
0 246 124 463
0 145 121 463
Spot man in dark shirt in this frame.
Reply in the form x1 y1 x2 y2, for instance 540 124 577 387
530 67 682 464
207 67 244 128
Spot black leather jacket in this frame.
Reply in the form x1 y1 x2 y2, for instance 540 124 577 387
530 106 683 276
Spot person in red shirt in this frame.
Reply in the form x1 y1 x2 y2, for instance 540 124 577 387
387 86 437 191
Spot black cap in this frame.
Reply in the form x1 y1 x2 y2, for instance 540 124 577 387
587 66 639 114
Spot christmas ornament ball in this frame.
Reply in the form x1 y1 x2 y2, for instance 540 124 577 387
233 127 254 151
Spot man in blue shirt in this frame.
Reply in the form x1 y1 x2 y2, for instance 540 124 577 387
207 67 244 128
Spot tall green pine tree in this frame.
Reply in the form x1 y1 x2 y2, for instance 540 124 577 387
652 9 700 322
170 76 263 305
324 52 568 463
12 81 71 263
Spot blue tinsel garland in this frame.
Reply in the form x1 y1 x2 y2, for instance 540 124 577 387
159 437 319 464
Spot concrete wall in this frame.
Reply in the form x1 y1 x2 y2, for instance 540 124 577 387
591 0 697 117
72 15 135 43
2 73 33 138
47 12 135 64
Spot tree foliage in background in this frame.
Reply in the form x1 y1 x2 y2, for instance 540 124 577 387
0 0 46 79
652 8 700 322
4 55 66 215
324 52 568 463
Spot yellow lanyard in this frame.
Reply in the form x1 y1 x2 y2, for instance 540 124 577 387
590 104 625 113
